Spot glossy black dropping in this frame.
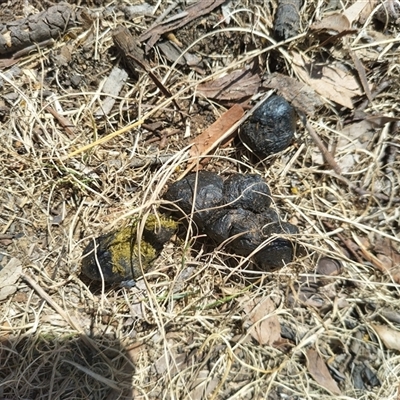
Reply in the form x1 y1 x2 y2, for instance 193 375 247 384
240 95 296 159
164 171 298 270
223 174 271 212
164 171 224 230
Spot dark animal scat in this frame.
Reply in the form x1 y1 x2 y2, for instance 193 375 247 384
164 172 298 271
240 95 296 159
164 171 224 230
81 216 177 283
223 174 271 212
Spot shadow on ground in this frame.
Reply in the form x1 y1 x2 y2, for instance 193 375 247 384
0 331 135 399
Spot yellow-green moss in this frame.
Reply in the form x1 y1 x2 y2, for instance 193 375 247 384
81 214 177 283
109 226 157 278
144 214 178 232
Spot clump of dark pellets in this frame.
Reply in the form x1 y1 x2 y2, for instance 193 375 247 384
165 172 298 271
240 95 296 159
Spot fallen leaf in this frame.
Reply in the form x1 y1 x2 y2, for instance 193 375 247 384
371 324 400 351
306 348 341 395
374 237 400 270
292 52 362 109
242 296 281 346
352 233 400 284
310 13 350 33
344 0 377 25
263 72 323 116
0 257 22 301
197 69 260 102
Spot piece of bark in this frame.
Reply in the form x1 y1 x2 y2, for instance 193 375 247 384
112 26 146 79
180 104 244 178
139 0 226 52
274 0 303 41
94 67 128 117
0 4 75 55
157 40 202 68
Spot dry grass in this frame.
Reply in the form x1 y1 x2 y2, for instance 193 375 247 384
1 1 400 399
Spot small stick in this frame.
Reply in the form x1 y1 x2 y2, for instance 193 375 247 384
321 220 364 264
300 114 341 175
45 106 76 138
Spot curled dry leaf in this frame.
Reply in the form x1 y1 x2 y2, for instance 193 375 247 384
306 348 341 395
371 324 400 351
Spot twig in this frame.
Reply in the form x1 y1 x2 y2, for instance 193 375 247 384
45 106 76 138
301 115 341 175
321 220 364 264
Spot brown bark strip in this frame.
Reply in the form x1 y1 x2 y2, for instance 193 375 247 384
139 0 226 52
179 104 245 179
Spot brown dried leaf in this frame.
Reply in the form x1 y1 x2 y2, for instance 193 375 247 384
242 296 281 346
292 52 362 109
310 13 350 33
344 0 377 25
0 257 22 301
352 233 400 283
197 69 260 102
371 324 400 351
306 348 341 395
374 237 400 269
263 72 323 116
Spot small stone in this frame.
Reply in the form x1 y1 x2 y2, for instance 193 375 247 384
316 257 342 276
